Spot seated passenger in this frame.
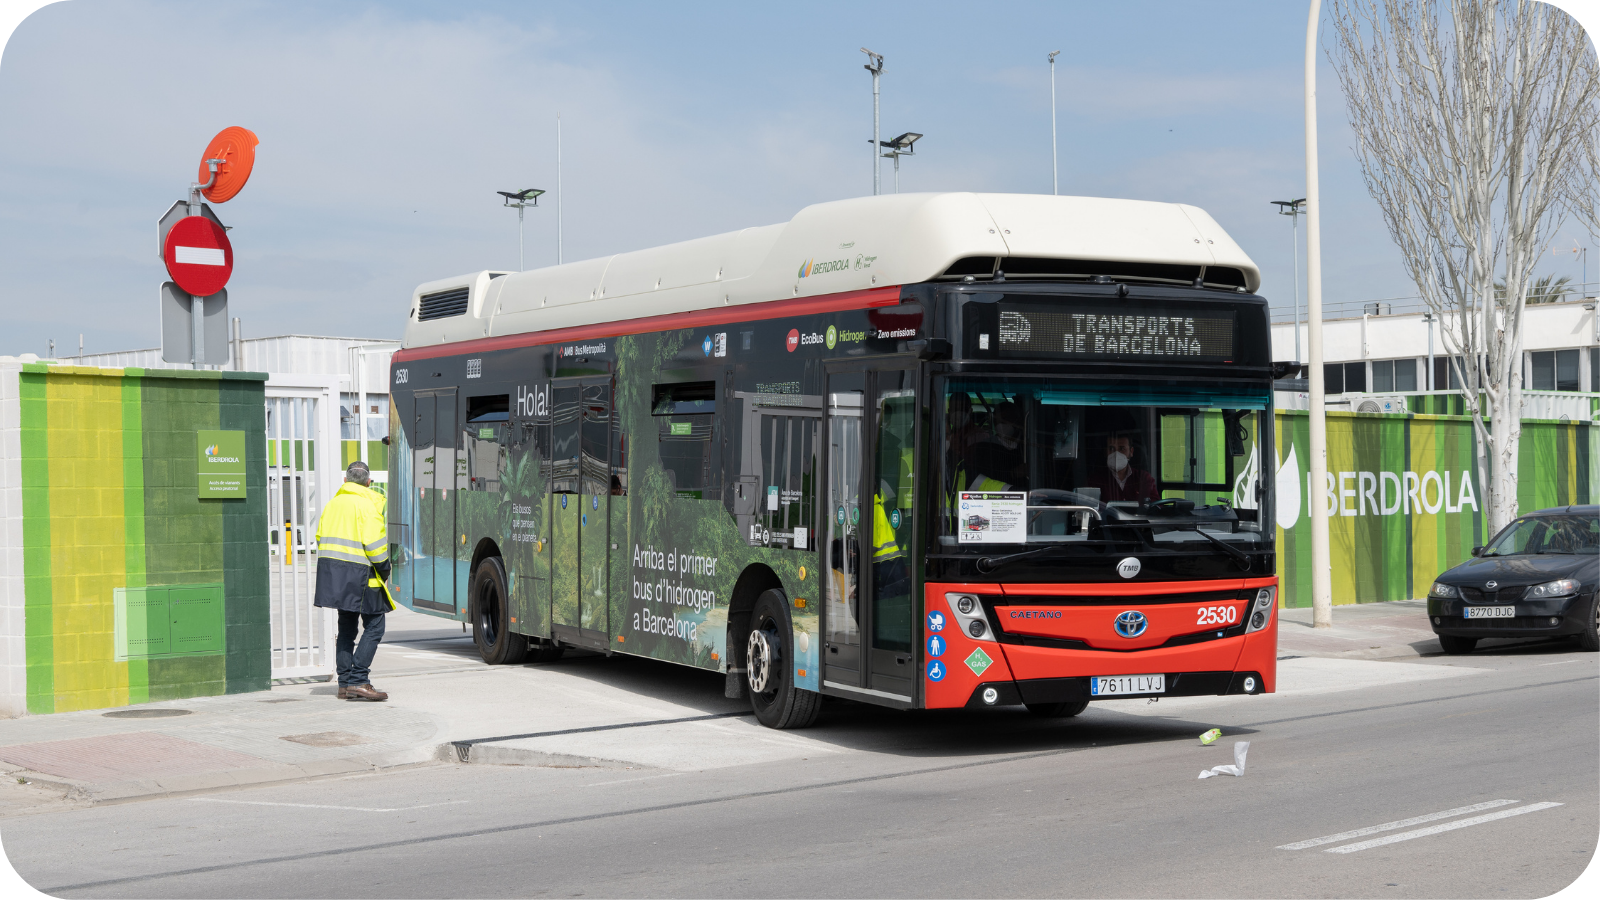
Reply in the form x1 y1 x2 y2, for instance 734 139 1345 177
1087 433 1157 503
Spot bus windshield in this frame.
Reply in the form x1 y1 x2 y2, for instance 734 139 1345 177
938 377 1271 550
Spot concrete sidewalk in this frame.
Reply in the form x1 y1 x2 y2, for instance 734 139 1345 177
0 599 1554 813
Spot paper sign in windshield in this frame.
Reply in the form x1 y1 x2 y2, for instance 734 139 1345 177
957 492 1026 543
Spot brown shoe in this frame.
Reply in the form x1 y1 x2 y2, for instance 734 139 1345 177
336 685 348 699
344 684 388 701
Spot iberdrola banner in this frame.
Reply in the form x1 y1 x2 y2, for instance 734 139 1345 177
1271 411 1596 608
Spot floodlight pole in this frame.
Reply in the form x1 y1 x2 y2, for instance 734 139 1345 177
1272 199 1307 363
557 114 564 265
1049 51 1061 195
1305 0 1332 628
863 49 884 196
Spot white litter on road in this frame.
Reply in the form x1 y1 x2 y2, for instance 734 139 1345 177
1198 741 1249 778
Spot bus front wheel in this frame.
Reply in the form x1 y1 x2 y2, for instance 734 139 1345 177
470 557 528 665
746 589 820 729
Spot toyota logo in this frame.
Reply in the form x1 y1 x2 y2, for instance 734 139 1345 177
1485 580 1498 590
1114 610 1149 638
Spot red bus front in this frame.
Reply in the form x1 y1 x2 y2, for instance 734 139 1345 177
906 290 1280 712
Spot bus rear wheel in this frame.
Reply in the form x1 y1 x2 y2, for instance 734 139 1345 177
746 589 820 729
471 557 528 665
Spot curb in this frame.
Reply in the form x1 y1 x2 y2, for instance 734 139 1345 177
441 741 646 769
5 744 446 808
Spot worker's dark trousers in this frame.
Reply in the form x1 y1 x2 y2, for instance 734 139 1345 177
336 611 387 687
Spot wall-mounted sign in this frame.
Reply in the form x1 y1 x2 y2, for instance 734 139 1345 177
198 430 247 498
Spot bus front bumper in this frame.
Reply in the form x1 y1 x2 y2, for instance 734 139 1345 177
963 669 1265 708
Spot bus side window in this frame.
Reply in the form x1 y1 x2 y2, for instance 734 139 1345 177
758 413 817 549
465 394 509 492
653 380 719 500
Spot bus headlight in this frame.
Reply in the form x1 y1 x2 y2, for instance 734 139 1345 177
956 596 976 614
968 619 987 638
981 687 999 705
1245 586 1276 634
944 593 995 643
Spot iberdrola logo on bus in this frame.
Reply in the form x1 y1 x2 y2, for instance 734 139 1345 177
798 257 851 278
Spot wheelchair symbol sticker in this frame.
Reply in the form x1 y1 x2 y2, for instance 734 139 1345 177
927 661 946 682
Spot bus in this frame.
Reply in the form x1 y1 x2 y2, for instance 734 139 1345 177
387 192 1283 729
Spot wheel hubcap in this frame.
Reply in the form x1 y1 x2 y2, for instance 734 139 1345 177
747 626 777 694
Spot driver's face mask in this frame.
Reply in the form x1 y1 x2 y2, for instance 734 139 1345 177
1107 451 1130 471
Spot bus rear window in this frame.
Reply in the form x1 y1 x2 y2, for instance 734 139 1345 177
652 381 717 416
466 394 509 423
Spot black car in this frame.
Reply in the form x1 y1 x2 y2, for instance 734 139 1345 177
1427 505 1600 654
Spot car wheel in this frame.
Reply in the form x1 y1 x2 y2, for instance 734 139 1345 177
470 557 527 665
1438 633 1478 655
1025 699 1090 718
746 589 821 729
1577 596 1600 653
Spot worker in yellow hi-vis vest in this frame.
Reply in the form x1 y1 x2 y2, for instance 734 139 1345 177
872 490 910 600
314 461 397 702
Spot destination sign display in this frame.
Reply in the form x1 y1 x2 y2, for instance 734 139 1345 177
992 305 1235 361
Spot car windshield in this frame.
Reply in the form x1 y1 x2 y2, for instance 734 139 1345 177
1483 514 1600 556
936 377 1272 550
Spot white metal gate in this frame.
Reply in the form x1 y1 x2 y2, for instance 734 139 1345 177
265 376 342 680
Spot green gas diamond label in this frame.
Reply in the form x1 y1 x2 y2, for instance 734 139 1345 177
964 647 993 676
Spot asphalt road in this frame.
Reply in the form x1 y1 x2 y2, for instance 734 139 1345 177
3 642 1595 899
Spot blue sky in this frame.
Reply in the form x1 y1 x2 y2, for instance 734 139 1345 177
1 0 1596 356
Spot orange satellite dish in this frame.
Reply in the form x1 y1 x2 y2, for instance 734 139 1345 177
198 126 259 203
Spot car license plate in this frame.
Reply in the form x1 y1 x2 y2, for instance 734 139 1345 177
1463 605 1515 619
1090 674 1166 696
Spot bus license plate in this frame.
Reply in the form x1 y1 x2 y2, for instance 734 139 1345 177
1464 606 1515 619
1090 674 1165 696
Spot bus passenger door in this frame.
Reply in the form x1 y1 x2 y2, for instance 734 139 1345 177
411 389 459 615
578 379 612 638
435 390 460 613
822 373 864 684
549 382 582 632
868 368 916 699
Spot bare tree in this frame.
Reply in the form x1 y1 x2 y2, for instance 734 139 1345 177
1328 0 1599 535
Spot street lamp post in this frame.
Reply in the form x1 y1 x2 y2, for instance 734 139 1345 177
1305 0 1332 629
862 48 884 196
1271 198 1307 363
879 132 923 193
1049 50 1061 195
497 188 546 271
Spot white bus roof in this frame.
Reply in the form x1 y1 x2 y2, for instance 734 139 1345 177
401 192 1260 350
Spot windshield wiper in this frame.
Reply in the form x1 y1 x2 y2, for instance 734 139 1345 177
975 545 1074 574
1164 524 1252 567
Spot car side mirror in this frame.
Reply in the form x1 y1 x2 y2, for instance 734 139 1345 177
1471 545 1484 557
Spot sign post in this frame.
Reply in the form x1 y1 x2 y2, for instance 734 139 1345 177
158 127 258 369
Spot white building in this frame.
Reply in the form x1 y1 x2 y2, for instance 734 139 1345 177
1271 297 1600 419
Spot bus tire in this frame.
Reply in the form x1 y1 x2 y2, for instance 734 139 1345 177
1025 699 1089 718
746 589 820 729
470 556 527 665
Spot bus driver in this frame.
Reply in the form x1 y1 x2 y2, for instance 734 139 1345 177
1088 432 1157 503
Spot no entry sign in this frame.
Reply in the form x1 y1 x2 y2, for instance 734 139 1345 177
162 215 233 297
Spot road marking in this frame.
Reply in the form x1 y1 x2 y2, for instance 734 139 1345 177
582 772 685 788
189 798 469 813
1277 800 1519 849
1326 803 1562 853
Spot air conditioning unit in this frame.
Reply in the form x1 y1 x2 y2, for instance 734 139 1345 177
1354 395 1408 415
